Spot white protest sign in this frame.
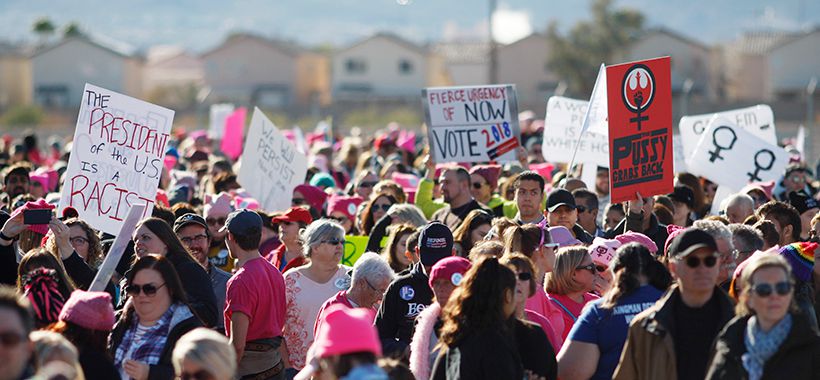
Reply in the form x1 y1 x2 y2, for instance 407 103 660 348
58 84 173 235
422 84 521 163
679 105 776 164
580 64 608 136
673 134 687 172
688 116 789 191
89 203 145 292
237 108 308 213
542 96 609 166
209 103 234 139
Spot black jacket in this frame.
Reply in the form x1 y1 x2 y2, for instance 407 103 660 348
514 318 557 380
109 306 202 380
375 262 433 357
62 251 117 301
431 199 490 230
431 325 523 380
605 211 668 254
706 313 820 380
572 224 595 245
165 252 218 328
78 347 119 379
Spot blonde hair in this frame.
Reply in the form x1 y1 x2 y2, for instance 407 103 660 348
736 254 798 316
172 328 237 380
545 247 589 294
30 330 85 380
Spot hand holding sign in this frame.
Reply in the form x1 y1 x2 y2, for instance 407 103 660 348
688 117 788 191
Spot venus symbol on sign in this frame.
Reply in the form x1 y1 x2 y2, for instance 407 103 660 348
746 149 775 182
708 126 737 163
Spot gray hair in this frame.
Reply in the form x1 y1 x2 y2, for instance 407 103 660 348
692 220 734 246
301 219 345 257
172 328 236 380
721 193 754 214
352 252 396 286
728 224 764 255
387 204 428 227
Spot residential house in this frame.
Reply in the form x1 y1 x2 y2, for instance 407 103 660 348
31 36 143 108
768 28 820 100
0 42 32 109
497 33 560 113
432 41 490 86
722 30 799 102
143 45 204 106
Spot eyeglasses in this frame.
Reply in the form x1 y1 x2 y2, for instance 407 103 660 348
0 331 25 347
576 263 597 273
180 370 214 380
180 234 208 245
595 264 608 273
684 255 718 268
69 236 89 245
373 203 392 212
358 181 378 188
472 182 485 189
364 278 387 294
291 198 306 206
517 272 532 281
125 282 166 297
751 281 793 297
322 238 345 246
206 217 226 226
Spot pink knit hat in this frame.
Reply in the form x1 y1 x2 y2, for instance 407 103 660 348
469 165 502 190
59 290 115 331
204 192 234 218
327 195 363 221
313 305 381 358
664 224 686 257
588 238 622 267
428 256 472 288
294 184 328 211
614 231 658 255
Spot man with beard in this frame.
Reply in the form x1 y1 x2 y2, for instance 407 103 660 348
174 213 231 332
1 164 30 207
204 192 235 272
431 167 489 230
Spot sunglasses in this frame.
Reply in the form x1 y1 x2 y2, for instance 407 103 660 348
125 282 166 297
180 370 213 380
206 217 226 226
373 203 392 212
327 216 348 223
323 238 345 246
576 205 587 213
472 182 485 189
751 281 793 297
684 255 718 268
0 331 25 347
359 181 378 188
576 263 597 273
517 272 532 281
291 198 306 206
594 264 607 273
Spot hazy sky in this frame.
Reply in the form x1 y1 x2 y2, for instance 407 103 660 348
0 0 817 52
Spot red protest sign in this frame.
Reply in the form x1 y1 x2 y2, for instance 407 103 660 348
607 56 673 204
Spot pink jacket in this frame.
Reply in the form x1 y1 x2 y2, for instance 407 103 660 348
409 302 441 380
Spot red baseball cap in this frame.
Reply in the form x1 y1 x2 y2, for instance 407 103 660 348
272 207 313 225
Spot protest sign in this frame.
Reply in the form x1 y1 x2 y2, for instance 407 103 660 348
542 96 609 166
607 57 674 203
679 105 775 163
221 107 247 160
672 134 687 172
208 103 234 139
688 116 789 191
341 235 387 267
89 203 145 292
422 84 521 163
237 108 307 213
58 84 173 235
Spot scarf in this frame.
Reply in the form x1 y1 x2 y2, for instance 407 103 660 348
742 313 793 380
114 303 181 369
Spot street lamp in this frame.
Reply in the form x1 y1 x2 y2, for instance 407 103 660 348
488 0 498 84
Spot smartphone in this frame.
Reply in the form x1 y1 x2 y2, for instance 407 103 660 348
23 209 52 225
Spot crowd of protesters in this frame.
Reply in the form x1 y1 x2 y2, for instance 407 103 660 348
1 119 820 380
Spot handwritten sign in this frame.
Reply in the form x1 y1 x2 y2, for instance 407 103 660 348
58 84 173 234
221 107 246 160
422 84 521 163
237 108 307 213
208 103 234 139
688 116 788 191
679 105 775 164
542 96 609 165
607 57 674 204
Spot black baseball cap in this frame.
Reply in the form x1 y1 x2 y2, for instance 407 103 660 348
668 185 695 209
219 209 262 235
788 191 819 215
418 221 454 266
667 228 717 259
174 213 208 234
546 188 576 213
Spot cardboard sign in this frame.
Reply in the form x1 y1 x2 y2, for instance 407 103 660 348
208 103 234 139
58 84 174 234
688 116 789 191
679 105 775 163
237 108 307 213
607 57 674 203
542 96 609 166
422 85 521 163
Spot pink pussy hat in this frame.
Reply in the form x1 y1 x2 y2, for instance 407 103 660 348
588 237 622 267
59 290 115 331
614 231 658 255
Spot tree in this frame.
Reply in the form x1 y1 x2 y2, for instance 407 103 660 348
63 22 85 38
32 17 55 43
547 0 644 96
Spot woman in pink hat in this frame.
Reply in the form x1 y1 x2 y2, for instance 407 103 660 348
49 290 118 379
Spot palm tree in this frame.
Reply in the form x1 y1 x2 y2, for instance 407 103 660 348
32 17 55 45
